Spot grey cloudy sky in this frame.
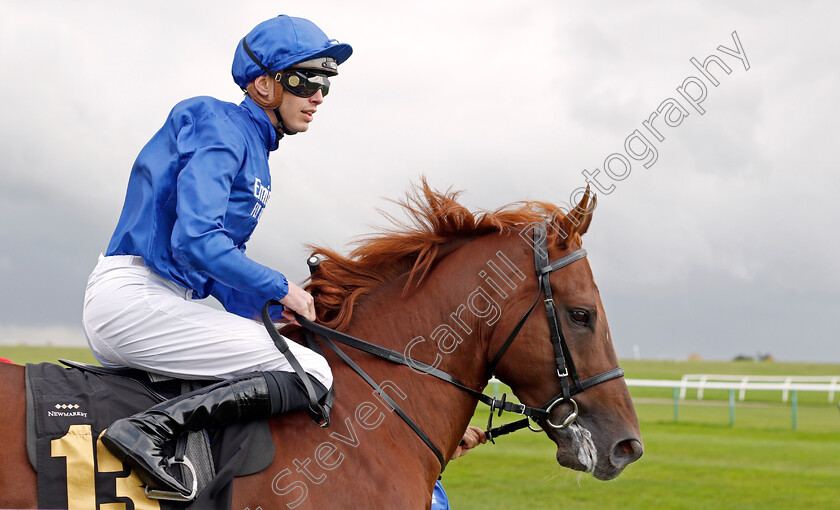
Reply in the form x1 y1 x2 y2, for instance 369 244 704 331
1 1 838 362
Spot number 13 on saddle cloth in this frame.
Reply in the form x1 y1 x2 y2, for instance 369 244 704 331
27 361 268 510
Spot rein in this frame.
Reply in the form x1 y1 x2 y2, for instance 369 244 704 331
260 223 624 474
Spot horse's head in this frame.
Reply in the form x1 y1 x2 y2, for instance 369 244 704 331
488 189 643 480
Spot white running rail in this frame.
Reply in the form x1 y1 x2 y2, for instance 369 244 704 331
487 377 839 403
677 374 840 402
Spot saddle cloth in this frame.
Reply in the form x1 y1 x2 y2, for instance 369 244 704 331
26 361 274 510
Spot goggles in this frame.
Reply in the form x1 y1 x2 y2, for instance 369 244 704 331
280 69 330 98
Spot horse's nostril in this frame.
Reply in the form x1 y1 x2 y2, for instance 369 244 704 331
610 438 643 468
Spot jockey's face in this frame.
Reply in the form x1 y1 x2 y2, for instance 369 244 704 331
276 88 324 134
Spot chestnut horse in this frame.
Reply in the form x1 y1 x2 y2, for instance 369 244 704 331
0 183 642 509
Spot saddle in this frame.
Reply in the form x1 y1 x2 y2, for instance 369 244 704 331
25 360 275 510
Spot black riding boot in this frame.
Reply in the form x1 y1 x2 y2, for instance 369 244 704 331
102 374 272 496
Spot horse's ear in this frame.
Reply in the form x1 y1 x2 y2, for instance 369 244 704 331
573 187 596 237
557 186 596 246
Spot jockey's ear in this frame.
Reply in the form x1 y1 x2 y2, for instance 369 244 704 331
557 186 596 246
248 76 268 100
247 75 284 109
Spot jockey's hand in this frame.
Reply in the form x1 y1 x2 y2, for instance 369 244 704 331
279 282 316 325
451 425 487 460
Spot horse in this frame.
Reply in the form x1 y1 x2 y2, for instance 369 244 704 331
0 182 642 509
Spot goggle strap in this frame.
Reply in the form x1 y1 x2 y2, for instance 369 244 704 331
241 37 281 81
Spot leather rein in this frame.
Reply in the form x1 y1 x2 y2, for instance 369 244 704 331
260 223 624 474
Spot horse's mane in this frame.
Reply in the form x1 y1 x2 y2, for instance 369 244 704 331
306 179 578 330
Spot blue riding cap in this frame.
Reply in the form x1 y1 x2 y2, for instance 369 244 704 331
231 15 353 88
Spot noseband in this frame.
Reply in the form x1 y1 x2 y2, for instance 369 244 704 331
262 222 624 473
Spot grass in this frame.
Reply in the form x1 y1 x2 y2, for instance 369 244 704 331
0 345 99 365
444 403 840 509
446 358 840 509
4 347 839 508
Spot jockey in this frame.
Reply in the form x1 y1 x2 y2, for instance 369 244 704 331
83 15 352 496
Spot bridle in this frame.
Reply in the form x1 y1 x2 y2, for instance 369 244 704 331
481 223 624 438
261 222 624 473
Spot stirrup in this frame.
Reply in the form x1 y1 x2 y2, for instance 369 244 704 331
144 456 198 502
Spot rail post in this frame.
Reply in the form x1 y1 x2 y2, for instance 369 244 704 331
791 390 798 430
673 387 679 423
782 377 793 403
697 376 708 400
729 389 735 427
738 377 749 401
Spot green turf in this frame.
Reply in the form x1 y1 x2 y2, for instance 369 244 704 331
445 404 840 509
3 348 839 508
447 359 840 509
0 345 99 365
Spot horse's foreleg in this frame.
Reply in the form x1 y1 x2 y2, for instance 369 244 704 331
0 363 38 508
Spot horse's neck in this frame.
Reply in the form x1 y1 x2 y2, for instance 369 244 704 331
338 236 517 462
344 244 496 385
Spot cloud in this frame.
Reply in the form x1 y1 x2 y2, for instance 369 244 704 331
1 1 839 361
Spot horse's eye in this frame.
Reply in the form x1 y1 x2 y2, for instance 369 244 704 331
570 310 590 324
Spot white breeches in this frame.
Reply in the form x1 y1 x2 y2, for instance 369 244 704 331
82 255 332 388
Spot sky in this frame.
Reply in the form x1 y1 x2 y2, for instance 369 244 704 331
1 1 838 363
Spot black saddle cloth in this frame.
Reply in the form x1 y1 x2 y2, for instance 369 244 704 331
26 361 273 510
